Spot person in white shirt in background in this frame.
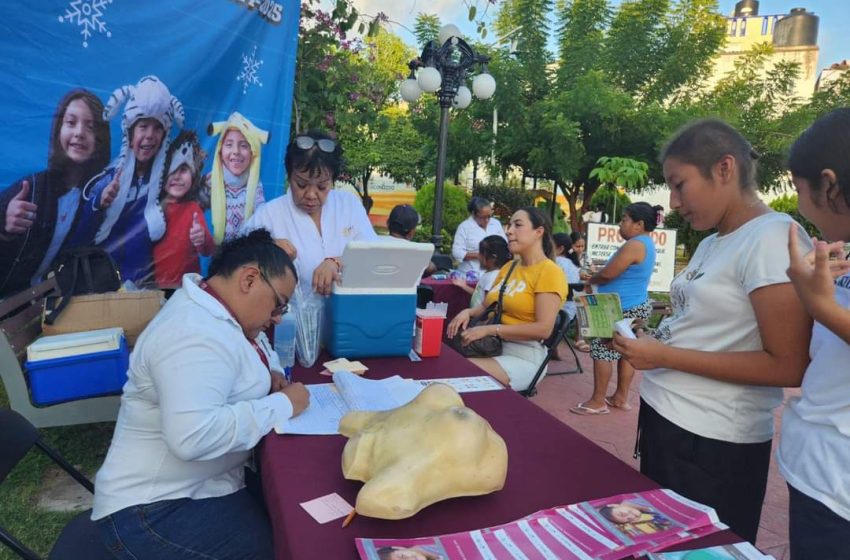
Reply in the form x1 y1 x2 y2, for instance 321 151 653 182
581 204 602 226
452 197 507 274
243 130 377 297
780 109 850 559
553 232 581 323
92 228 309 560
452 234 512 309
612 119 812 544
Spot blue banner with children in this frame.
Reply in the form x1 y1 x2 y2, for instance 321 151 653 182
0 0 299 297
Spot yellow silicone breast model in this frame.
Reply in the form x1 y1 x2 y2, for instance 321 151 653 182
339 383 508 520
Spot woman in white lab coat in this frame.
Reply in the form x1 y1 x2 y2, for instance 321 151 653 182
451 197 507 275
244 130 377 297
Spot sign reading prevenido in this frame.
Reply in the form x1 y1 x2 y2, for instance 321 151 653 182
585 223 677 293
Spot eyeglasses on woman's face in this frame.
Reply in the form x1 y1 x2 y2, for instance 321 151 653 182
258 268 289 317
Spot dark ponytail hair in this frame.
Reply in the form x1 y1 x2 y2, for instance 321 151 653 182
623 202 658 232
208 228 297 282
788 108 850 212
478 235 511 268
661 118 759 190
552 232 573 257
518 206 555 259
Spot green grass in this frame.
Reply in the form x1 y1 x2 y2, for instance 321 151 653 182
0 385 113 559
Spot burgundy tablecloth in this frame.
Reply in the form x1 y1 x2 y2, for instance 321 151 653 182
260 346 736 559
420 277 473 323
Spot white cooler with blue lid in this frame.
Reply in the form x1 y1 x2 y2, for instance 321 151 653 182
328 239 434 358
25 327 129 405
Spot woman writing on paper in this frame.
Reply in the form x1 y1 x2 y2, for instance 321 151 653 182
243 130 378 297
612 119 812 543
447 207 566 392
571 202 657 415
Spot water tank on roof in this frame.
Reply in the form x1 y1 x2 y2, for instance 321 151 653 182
773 8 819 47
734 0 759 17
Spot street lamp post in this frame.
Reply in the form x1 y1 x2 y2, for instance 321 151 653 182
399 24 496 249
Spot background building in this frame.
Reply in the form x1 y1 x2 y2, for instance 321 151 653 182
707 0 820 99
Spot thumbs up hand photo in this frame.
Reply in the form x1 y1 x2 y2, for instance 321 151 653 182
189 211 205 249
5 180 37 234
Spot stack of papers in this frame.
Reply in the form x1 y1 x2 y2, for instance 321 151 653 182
646 542 774 559
276 372 423 435
357 489 739 560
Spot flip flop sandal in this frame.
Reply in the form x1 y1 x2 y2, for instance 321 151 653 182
569 402 610 415
604 397 633 411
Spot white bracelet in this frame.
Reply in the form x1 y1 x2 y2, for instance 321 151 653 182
496 325 502 338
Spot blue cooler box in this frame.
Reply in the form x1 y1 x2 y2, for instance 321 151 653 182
25 327 129 406
328 239 434 359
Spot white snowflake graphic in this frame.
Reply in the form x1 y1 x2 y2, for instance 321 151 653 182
236 46 264 95
58 0 113 48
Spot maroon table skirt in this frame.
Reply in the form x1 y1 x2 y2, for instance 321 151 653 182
420 277 474 324
260 346 736 559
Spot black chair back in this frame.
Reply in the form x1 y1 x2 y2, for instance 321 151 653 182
520 310 573 397
0 409 109 560
0 409 39 484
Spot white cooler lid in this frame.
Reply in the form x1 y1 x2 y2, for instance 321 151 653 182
27 327 125 362
336 238 434 294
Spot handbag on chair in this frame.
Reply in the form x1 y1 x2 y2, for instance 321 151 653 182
450 260 519 358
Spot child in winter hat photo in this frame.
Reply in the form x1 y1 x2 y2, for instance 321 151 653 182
201 111 269 244
152 130 214 288
73 75 184 285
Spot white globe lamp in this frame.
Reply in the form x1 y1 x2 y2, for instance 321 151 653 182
452 86 472 109
417 66 442 93
438 24 462 46
472 72 496 100
400 78 422 103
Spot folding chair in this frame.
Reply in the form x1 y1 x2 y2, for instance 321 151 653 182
520 309 574 398
0 409 112 560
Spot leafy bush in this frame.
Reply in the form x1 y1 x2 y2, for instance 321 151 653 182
414 180 469 254
768 193 818 237
472 183 535 220
535 200 571 233
663 211 713 258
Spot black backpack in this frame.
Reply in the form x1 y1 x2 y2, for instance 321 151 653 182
43 247 121 325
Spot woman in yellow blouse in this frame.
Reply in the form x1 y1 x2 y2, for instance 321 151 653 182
447 206 567 391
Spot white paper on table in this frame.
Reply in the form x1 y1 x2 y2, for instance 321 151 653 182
418 376 505 393
276 372 423 435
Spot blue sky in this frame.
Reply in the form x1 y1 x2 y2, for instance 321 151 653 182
354 0 847 74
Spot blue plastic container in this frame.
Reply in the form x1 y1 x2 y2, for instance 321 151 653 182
25 338 129 406
327 293 416 358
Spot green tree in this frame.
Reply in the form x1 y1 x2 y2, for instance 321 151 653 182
333 29 416 205
414 181 470 252
413 13 441 48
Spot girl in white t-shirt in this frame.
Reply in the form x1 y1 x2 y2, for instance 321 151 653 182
612 119 812 544
451 235 511 309
780 109 850 559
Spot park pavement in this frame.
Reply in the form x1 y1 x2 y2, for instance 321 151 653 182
532 347 796 560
